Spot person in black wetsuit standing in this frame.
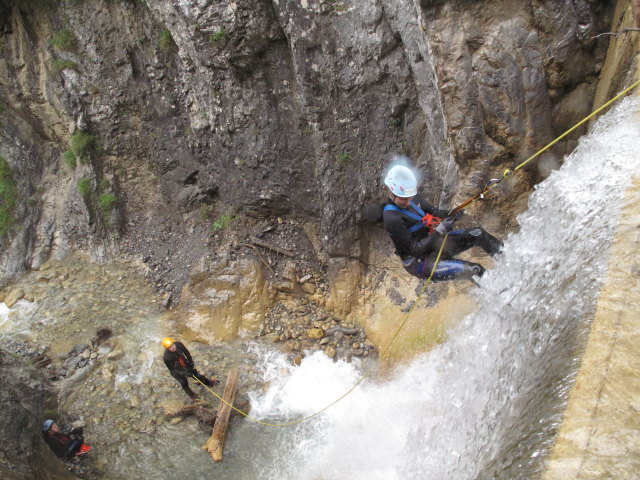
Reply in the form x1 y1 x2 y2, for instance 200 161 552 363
162 337 219 401
382 163 503 281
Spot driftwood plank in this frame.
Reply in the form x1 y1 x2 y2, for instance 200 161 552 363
204 368 240 462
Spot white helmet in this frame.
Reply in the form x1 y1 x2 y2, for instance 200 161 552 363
384 165 417 197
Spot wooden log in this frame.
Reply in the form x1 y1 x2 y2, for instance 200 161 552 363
249 236 295 257
204 368 240 462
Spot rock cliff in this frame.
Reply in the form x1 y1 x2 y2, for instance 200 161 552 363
0 0 613 298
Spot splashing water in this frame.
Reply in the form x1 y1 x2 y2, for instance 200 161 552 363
1 98 637 480
246 96 640 480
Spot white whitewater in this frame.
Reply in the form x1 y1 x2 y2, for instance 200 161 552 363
244 96 640 480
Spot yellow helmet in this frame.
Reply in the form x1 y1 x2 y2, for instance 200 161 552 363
161 337 174 349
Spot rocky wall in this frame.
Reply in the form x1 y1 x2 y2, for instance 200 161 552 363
0 0 614 306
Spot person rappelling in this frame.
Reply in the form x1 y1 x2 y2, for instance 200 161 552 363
161 337 219 402
382 161 503 282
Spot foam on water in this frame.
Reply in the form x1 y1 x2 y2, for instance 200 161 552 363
247 96 640 480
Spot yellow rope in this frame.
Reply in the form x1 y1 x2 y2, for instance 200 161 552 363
193 234 450 427
193 79 640 428
450 79 640 215
512 78 640 175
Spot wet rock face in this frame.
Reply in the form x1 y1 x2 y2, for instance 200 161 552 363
0 352 48 479
0 0 613 290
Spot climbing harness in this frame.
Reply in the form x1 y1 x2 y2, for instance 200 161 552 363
383 201 442 233
196 78 640 428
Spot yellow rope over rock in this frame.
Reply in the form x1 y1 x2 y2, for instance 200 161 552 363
196 79 640 428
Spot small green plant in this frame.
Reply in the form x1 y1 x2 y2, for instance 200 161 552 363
210 28 226 44
334 2 348 12
63 150 76 168
70 131 96 162
51 29 77 51
52 59 79 72
98 193 117 211
336 152 352 167
77 177 91 198
198 202 215 222
99 178 109 190
211 214 233 232
158 28 176 53
0 156 17 237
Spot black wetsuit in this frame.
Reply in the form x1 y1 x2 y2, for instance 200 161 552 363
163 342 214 399
43 427 84 460
382 193 502 281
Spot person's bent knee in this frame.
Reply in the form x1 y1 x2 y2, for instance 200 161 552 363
402 256 430 279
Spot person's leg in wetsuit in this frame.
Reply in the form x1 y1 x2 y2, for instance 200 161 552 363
191 369 219 387
171 371 198 399
402 254 485 281
442 228 503 257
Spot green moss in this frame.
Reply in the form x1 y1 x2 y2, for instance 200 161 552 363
211 214 233 232
210 28 226 45
158 28 176 54
70 131 96 162
51 29 77 51
63 150 76 168
98 193 117 211
198 202 215 222
77 177 91 198
336 152 352 168
0 157 18 237
52 59 79 72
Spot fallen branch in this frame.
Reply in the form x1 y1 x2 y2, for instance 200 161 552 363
204 368 240 462
242 243 275 275
325 326 359 336
249 236 295 258
592 28 640 38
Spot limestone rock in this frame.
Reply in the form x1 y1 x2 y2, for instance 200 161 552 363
4 288 25 308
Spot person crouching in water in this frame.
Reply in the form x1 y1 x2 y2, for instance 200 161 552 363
42 419 86 460
382 162 503 282
161 337 219 401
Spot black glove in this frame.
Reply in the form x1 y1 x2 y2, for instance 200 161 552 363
435 217 455 235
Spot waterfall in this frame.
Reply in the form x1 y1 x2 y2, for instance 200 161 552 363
246 96 640 480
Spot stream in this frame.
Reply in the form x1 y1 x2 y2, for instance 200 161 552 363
1 96 638 479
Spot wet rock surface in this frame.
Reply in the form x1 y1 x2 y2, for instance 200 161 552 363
0 252 381 478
